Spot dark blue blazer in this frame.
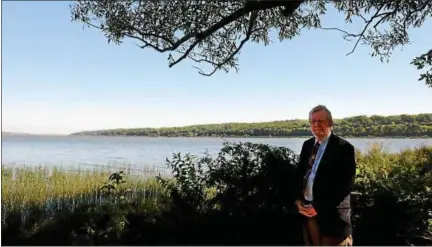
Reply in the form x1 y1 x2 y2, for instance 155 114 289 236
295 132 357 238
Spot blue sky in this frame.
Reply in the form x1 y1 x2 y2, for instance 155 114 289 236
2 1 431 134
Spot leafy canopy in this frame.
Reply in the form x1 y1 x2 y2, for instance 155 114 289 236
71 0 431 87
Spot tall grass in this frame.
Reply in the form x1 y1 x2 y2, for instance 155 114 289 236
1 165 167 227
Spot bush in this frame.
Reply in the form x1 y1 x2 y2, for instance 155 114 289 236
352 145 432 245
157 142 432 245
2 142 431 245
155 142 302 245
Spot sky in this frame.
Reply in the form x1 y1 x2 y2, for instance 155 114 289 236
2 1 432 135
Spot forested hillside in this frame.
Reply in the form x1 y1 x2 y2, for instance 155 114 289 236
71 114 432 138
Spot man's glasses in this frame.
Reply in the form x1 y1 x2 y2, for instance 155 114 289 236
310 119 326 124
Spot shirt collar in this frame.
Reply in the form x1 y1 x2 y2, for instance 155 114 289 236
315 131 331 145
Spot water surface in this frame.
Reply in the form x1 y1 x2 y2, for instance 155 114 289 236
2 135 431 173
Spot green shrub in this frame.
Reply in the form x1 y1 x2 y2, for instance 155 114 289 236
352 145 432 245
155 141 302 245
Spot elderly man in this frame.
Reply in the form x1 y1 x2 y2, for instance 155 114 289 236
295 105 357 246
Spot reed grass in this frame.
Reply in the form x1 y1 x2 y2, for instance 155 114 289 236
1 165 167 225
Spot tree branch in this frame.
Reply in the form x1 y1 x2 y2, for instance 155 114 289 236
72 0 432 77
197 10 260 76
71 0 307 76
320 3 398 56
123 0 303 71
163 1 303 69
346 4 385 56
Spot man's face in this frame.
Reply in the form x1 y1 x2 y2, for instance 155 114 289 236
310 110 332 140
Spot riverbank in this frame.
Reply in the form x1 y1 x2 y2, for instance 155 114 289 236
2 144 431 245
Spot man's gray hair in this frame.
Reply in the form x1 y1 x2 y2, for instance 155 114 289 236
309 105 333 126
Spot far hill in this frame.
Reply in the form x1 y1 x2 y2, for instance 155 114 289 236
2 132 35 136
70 113 432 138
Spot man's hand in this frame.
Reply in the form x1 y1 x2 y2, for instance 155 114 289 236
296 200 317 217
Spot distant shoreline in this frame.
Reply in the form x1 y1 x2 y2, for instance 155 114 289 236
68 113 432 139
4 113 432 139
3 132 431 139
2 132 66 136
69 135 432 139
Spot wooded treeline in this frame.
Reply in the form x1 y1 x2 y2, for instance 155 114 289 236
71 114 432 138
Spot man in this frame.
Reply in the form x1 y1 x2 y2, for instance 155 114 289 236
295 105 356 246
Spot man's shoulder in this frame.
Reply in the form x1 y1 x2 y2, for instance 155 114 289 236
331 133 354 150
300 137 315 154
302 137 315 146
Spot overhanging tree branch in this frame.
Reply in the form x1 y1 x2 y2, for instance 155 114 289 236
194 9 260 76
320 0 431 62
411 49 432 88
162 0 303 71
320 3 392 56
71 0 306 75
71 0 432 85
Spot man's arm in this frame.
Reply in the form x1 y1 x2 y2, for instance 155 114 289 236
321 142 357 210
293 141 309 201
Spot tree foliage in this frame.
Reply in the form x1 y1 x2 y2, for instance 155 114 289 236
411 49 432 88
71 113 432 138
70 0 431 84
